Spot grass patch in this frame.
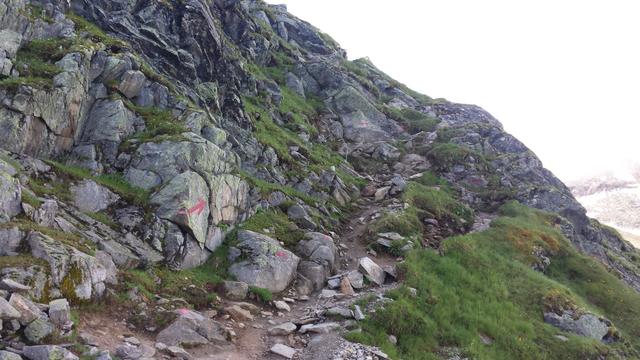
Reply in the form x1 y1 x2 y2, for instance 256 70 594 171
341 59 381 98
84 211 119 229
1 218 96 255
424 143 487 172
244 95 304 164
21 191 43 208
19 4 54 23
0 255 49 270
0 37 74 90
139 60 176 93
123 101 188 142
413 171 453 193
238 170 318 206
249 286 273 302
29 177 72 202
66 12 128 48
351 202 640 359
244 95 353 190
279 87 324 135
240 208 304 247
383 106 440 134
121 244 231 309
44 160 150 207
14 38 71 78
403 182 474 230
369 207 423 238
0 153 22 172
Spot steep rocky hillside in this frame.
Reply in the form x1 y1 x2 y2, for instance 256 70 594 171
0 1 639 359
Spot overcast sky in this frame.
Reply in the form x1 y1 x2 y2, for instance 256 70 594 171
265 0 639 182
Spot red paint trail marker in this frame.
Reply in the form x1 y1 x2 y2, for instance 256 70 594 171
178 198 207 217
178 308 190 315
188 198 207 216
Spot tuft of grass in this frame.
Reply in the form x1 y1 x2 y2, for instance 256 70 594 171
351 202 640 359
66 12 128 48
414 171 454 193
84 211 119 229
278 87 324 135
0 254 49 270
240 209 304 247
29 176 73 202
138 60 176 94
44 160 150 207
369 207 424 238
21 191 43 208
120 244 231 309
249 286 273 302
124 101 188 142
238 170 318 206
403 182 474 230
14 38 71 78
424 143 487 172
19 4 54 24
1 218 96 255
383 106 440 134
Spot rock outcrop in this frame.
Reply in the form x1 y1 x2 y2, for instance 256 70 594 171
228 230 299 293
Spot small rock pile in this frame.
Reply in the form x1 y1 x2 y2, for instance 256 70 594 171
330 338 390 360
0 280 74 349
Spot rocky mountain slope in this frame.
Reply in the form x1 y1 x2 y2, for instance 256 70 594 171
0 1 639 359
570 167 640 248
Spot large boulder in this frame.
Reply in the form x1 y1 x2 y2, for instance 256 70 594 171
228 230 300 293
358 257 385 286
329 86 401 142
24 318 54 344
208 174 250 227
151 171 210 247
125 133 235 190
23 345 79 360
0 226 24 255
295 232 338 292
156 310 228 347
80 99 139 161
81 99 137 144
8 293 44 325
0 30 22 59
0 297 20 320
0 351 22 360
48 298 71 327
28 232 114 301
117 70 147 99
70 180 120 213
544 311 611 341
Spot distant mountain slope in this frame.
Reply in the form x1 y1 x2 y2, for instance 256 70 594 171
570 166 640 247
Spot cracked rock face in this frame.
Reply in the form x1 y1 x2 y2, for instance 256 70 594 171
0 168 21 223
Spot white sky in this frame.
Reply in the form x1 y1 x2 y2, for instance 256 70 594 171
265 0 640 182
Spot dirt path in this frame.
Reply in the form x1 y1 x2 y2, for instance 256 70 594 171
78 197 397 360
213 198 396 360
